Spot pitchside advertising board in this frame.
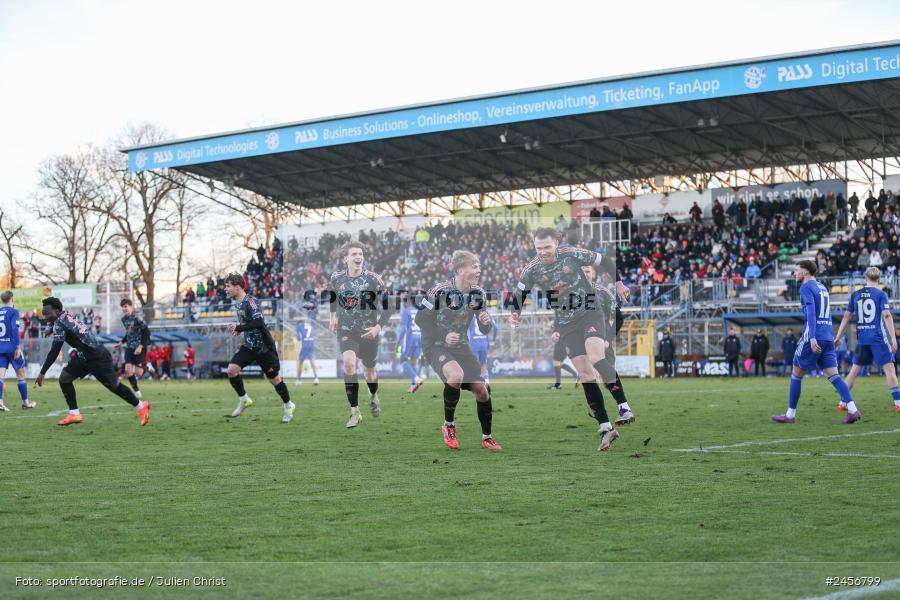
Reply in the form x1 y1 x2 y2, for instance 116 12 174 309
709 179 847 205
11 284 96 311
129 44 900 172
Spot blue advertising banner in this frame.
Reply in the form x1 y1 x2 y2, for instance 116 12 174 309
128 44 900 173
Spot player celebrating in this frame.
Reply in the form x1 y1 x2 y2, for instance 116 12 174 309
468 307 497 386
223 274 295 423
36 297 149 426
397 297 425 393
329 241 391 427
416 250 500 451
511 228 618 451
834 267 899 412
0 291 35 411
113 298 149 399
772 261 859 424
294 314 319 386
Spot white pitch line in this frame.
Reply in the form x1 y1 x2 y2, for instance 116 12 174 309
800 578 900 600
678 449 900 459
673 428 900 453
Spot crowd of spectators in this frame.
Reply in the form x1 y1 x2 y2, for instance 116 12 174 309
814 189 900 277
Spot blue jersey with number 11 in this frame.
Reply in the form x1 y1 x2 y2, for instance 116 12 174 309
800 280 833 342
0 306 20 354
848 286 890 344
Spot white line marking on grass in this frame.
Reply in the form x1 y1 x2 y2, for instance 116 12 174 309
673 428 900 453
692 449 900 459
800 578 900 600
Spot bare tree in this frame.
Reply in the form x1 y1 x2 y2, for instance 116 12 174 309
171 184 205 303
23 151 117 284
91 123 182 310
0 208 24 288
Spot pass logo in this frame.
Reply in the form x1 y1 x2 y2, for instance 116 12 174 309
777 63 813 82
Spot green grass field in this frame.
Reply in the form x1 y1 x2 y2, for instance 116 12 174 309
1 375 899 599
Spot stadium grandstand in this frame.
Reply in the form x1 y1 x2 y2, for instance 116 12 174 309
121 40 900 378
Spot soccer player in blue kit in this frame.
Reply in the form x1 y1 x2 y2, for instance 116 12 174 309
294 313 319 386
468 309 497 386
397 299 425 393
834 267 899 413
772 260 860 424
0 290 34 411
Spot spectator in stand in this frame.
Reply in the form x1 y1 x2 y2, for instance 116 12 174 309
93 314 102 334
865 191 877 215
857 248 870 270
662 212 676 225
870 249 884 268
750 329 770 377
781 328 797 376
589 202 602 220
744 257 762 280
712 199 725 227
724 329 741 376
735 197 748 227
848 192 860 225
689 201 703 223
601 204 615 219
810 192 825 216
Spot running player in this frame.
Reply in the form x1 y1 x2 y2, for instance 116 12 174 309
0 291 34 411
295 314 319 386
584 265 635 425
772 260 859 424
510 228 618 451
834 267 899 412
223 273 295 423
329 241 391 427
36 297 148 426
547 337 578 389
397 298 425 393
467 308 497 386
417 250 500 451
113 298 149 400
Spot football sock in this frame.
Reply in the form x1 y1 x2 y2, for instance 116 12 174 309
582 381 609 424
229 376 246 397
828 374 854 407
604 376 628 407
344 374 359 408
273 381 291 404
443 383 460 422
594 358 617 383
402 362 418 382
560 363 577 377
112 383 140 407
0 380 3 402
59 380 78 411
553 366 561 384
890 387 900 404
128 374 140 392
367 381 378 395
476 398 492 436
788 375 802 413
17 379 28 401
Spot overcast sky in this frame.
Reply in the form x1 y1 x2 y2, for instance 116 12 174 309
2 0 899 205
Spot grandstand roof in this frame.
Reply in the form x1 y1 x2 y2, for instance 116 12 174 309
125 41 900 208
723 310 900 329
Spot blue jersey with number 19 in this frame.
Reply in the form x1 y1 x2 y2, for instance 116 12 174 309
848 286 890 345
0 306 20 354
800 279 833 342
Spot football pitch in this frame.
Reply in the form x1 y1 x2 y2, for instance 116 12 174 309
1 376 898 599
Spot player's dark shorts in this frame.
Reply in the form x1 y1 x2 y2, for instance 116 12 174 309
230 345 281 378
553 339 567 362
853 342 895 367
559 310 608 358
339 334 378 368
64 348 118 387
427 344 483 383
615 306 624 335
124 347 147 367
